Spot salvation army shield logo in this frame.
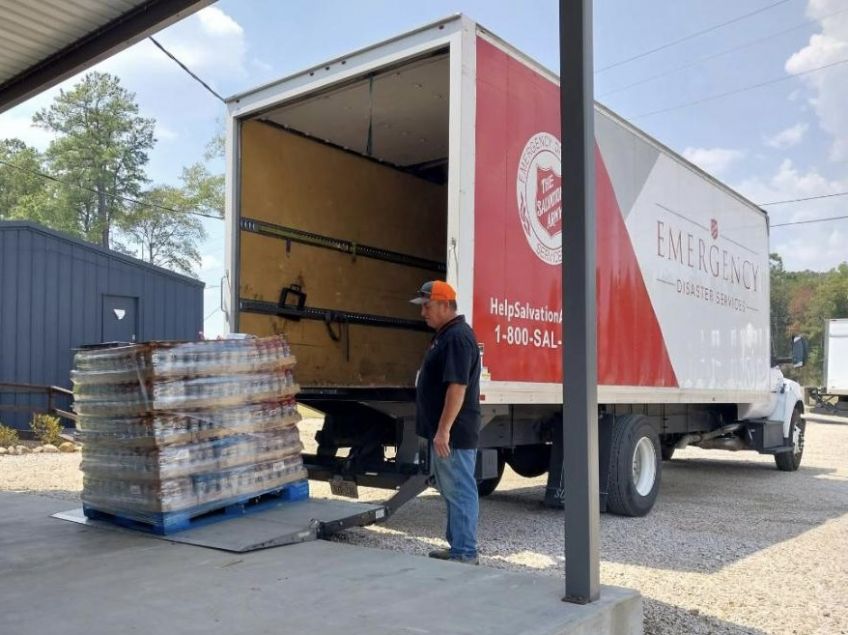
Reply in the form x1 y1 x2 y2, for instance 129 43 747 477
516 132 562 265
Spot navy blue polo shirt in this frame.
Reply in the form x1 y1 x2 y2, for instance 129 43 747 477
415 315 481 449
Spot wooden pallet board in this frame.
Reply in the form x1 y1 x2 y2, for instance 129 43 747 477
82 479 310 536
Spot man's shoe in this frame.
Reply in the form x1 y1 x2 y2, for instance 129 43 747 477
449 555 479 565
428 548 451 560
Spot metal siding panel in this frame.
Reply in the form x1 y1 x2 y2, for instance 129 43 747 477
69 242 85 351
195 285 204 337
169 279 180 338
82 244 99 346
29 232 46 392
145 265 156 340
0 230 18 425
56 239 74 389
159 278 176 340
42 233 60 387
187 283 200 339
157 276 167 339
15 230 32 422
139 263 151 341
178 280 199 340
86 253 109 343
125 260 143 340
168 279 178 339
0 230 17 381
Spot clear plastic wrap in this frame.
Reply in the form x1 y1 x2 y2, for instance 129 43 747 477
73 335 308 528
80 428 304 480
82 456 307 514
75 399 300 447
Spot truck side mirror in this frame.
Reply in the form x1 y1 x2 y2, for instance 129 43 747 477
792 336 808 368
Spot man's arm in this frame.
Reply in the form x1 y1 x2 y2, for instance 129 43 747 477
434 383 467 458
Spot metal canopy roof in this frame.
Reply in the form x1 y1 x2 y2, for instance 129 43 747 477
0 0 214 114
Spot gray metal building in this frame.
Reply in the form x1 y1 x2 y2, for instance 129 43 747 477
0 221 204 429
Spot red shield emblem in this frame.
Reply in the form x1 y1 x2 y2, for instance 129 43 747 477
710 218 719 240
535 166 562 237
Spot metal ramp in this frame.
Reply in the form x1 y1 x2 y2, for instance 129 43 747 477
53 498 387 552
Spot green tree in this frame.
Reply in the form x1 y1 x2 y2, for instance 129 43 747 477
180 133 224 219
770 253 791 359
121 186 206 276
771 257 848 386
33 72 155 248
180 162 223 219
0 139 46 220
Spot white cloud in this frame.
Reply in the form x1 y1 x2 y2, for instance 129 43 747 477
765 123 808 150
785 2 848 160
96 6 248 87
198 7 244 37
735 159 848 271
682 147 745 176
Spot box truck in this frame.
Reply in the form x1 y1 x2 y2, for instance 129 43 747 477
222 16 806 517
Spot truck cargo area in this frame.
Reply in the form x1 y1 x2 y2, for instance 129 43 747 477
236 50 450 395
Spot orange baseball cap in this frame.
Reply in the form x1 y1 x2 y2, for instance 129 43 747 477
410 280 457 304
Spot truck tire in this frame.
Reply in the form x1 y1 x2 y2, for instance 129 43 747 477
506 444 550 478
775 407 805 472
477 452 506 497
606 414 661 517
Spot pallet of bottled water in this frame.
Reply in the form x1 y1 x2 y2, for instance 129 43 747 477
71 335 309 534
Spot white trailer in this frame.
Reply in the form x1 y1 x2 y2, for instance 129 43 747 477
824 319 848 397
223 16 806 517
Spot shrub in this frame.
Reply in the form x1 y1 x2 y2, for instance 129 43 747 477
31 414 64 446
0 424 19 447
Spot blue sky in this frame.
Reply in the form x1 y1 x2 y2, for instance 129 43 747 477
1 0 846 337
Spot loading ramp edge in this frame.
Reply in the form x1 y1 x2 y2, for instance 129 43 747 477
52 473 430 552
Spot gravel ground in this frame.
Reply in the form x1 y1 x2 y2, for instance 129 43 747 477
2 419 846 634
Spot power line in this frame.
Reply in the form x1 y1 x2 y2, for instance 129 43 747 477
204 306 221 321
596 0 793 73
148 37 226 103
0 157 223 221
599 6 848 99
760 191 848 206
630 55 848 120
772 214 848 227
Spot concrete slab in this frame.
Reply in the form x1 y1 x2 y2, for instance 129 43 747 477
53 499 387 552
0 492 642 635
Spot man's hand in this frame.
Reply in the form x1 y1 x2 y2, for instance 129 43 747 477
434 429 451 458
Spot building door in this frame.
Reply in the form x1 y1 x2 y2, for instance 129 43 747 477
102 295 138 343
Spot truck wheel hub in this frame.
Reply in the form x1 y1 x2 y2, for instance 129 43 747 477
632 437 657 496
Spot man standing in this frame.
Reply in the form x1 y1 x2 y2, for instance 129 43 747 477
411 280 481 565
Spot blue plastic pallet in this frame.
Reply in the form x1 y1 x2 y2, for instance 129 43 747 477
82 479 310 536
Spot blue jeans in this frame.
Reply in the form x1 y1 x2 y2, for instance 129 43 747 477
432 447 479 559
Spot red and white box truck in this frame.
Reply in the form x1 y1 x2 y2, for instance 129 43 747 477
223 16 805 516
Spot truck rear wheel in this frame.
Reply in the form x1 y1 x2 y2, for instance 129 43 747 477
477 452 505 497
775 407 805 472
607 414 661 517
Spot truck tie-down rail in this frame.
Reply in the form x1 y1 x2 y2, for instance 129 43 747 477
240 217 446 273
239 298 431 333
